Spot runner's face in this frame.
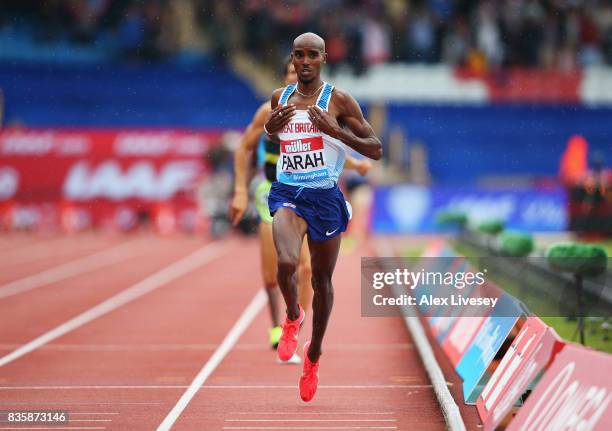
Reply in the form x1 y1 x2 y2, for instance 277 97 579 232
284 63 297 85
292 46 324 84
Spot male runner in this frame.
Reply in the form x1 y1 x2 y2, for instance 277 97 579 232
229 58 370 357
264 33 382 401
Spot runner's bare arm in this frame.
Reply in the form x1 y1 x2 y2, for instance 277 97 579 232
307 90 382 160
229 103 269 226
233 103 269 194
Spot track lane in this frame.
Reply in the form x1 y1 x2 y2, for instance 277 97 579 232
0 236 263 430
0 236 204 344
172 244 447 430
0 235 138 285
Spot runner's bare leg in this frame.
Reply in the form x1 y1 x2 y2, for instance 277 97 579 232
297 241 313 312
305 235 341 362
259 222 280 326
272 208 308 321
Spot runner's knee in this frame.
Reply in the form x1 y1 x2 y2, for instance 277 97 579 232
277 256 298 281
311 272 332 292
277 261 297 284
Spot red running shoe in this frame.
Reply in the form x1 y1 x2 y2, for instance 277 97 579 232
277 305 305 362
299 341 319 402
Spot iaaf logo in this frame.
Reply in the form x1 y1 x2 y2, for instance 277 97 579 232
63 161 200 200
520 362 610 431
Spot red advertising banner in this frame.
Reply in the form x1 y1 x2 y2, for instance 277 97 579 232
507 344 612 431
0 128 224 231
476 317 564 430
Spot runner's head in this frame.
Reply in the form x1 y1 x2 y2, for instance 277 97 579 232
291 32 326 85
282 56 297 85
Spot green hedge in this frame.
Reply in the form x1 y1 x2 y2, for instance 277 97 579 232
477 220 505 235
500 231 534 257
546 242 608 277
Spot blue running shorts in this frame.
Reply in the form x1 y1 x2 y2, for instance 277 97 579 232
268 182 351 241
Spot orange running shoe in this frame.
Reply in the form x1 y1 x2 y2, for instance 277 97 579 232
299 341 319 402
277 305 305 362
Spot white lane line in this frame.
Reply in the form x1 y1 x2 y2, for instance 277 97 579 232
212 384 423 389
0 403 159 406
0 344 219 352
0 384 429 390
0 386 189 390
0 343 412 352
228 413 396 415
226 419 398 422
0 241 231 368
156 289 267 431
222 427 397 430
0 237 146 300
206 385 427 389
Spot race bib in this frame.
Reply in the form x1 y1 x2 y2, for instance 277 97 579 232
279 137 329 183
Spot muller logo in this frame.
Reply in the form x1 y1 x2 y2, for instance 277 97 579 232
281 136 323 154
283 139 312 153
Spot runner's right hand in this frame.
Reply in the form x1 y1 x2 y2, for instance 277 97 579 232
229 189 248 226
264 104 296 135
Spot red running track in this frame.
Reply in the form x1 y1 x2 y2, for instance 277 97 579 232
0 233 465 430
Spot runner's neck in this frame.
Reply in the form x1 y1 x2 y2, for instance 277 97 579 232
296 79 324 98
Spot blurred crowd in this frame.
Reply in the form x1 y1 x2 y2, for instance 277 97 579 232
204 0 612 73
2 0 612 71
0 0 199 61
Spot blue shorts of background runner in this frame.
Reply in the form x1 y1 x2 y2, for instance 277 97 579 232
268 182 351 241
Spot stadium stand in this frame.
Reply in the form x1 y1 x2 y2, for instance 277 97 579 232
0 62 260 127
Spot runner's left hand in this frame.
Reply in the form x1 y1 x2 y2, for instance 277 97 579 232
307 105 340 138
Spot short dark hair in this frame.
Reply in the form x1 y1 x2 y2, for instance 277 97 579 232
282 55 292 77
